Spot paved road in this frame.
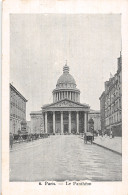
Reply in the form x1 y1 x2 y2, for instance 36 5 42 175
10 135 121 181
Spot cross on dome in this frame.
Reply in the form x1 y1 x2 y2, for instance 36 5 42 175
63 60 69 73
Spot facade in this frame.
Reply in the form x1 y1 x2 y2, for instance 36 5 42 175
99 92 105 132
10 84 27 134
30 111 44 134
31 63 91 134
26 121 31 134
99 52 122 136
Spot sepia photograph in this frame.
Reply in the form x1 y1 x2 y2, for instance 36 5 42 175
9 14 122 182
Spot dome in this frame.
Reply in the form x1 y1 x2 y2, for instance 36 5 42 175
57 64 76 85
53 62 80 103
57 73 76 85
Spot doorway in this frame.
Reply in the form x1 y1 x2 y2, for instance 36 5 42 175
64 124 68 134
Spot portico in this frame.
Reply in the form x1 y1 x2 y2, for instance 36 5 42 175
42 99 89 134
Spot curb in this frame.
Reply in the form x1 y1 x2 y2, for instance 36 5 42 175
92 142 122 156
80 137 122 156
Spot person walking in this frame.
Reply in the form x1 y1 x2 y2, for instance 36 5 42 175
10 132 14 149
110 130 113 139
84 133 86 144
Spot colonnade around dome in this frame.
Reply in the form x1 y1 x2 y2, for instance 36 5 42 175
53 90 80 102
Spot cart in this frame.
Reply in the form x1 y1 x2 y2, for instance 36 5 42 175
84 132 93 144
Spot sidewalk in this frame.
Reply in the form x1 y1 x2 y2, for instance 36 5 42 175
93 136 122 155
80 135 122 155
10 138 47 151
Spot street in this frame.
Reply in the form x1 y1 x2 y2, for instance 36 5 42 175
10 135 121 181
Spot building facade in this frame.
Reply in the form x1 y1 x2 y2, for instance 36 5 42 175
99 92 105 132
30 111 44 134
10 84 27 134
30 63 101 134
99 52 122 136
31 64 91 134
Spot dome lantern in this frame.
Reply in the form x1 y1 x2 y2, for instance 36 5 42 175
63 62 69 73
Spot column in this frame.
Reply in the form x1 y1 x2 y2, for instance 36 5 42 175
76 111 79 134
53 111 55 134
55 93 57 101
64 91 66 98
69 92 71 100
75 93 77 102
78 93 80 102
84 112 88 133
69 111 71 134
61 111 63 134
56 93 58 101
72 92 73 101
76 93 78 102
45 112 47 133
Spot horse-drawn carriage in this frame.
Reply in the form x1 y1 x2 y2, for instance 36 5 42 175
84 132 94 144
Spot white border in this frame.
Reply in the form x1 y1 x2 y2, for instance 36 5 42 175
2 0 128 194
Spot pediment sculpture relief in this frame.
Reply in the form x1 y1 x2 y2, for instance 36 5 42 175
51 100 82 107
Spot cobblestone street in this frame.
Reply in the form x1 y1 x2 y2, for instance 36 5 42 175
10 135 122 181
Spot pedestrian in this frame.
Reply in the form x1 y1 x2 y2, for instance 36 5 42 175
110 130 112 139
84 133 86 144
10 132 13 149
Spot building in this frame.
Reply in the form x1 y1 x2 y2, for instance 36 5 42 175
26 121 31 134
30 111 43 134
30 63 101 134
10 83 27 134
99 52 122 136
99 92 105 132
31 63 91 134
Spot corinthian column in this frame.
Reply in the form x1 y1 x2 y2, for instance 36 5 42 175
45 112 47 133
76 111 79 134
53 111 55 134
69 92 71 100
84 112 88 133
69 111 71 134
61 111 63 134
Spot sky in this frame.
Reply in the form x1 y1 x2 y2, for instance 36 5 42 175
10 14 121 121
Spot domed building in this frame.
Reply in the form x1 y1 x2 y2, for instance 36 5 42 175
30 63 100 134
32 63 90 134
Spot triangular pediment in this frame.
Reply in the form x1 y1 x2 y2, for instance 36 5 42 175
43 99 88 109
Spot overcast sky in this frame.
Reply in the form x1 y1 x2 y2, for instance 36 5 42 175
10 14 121 120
